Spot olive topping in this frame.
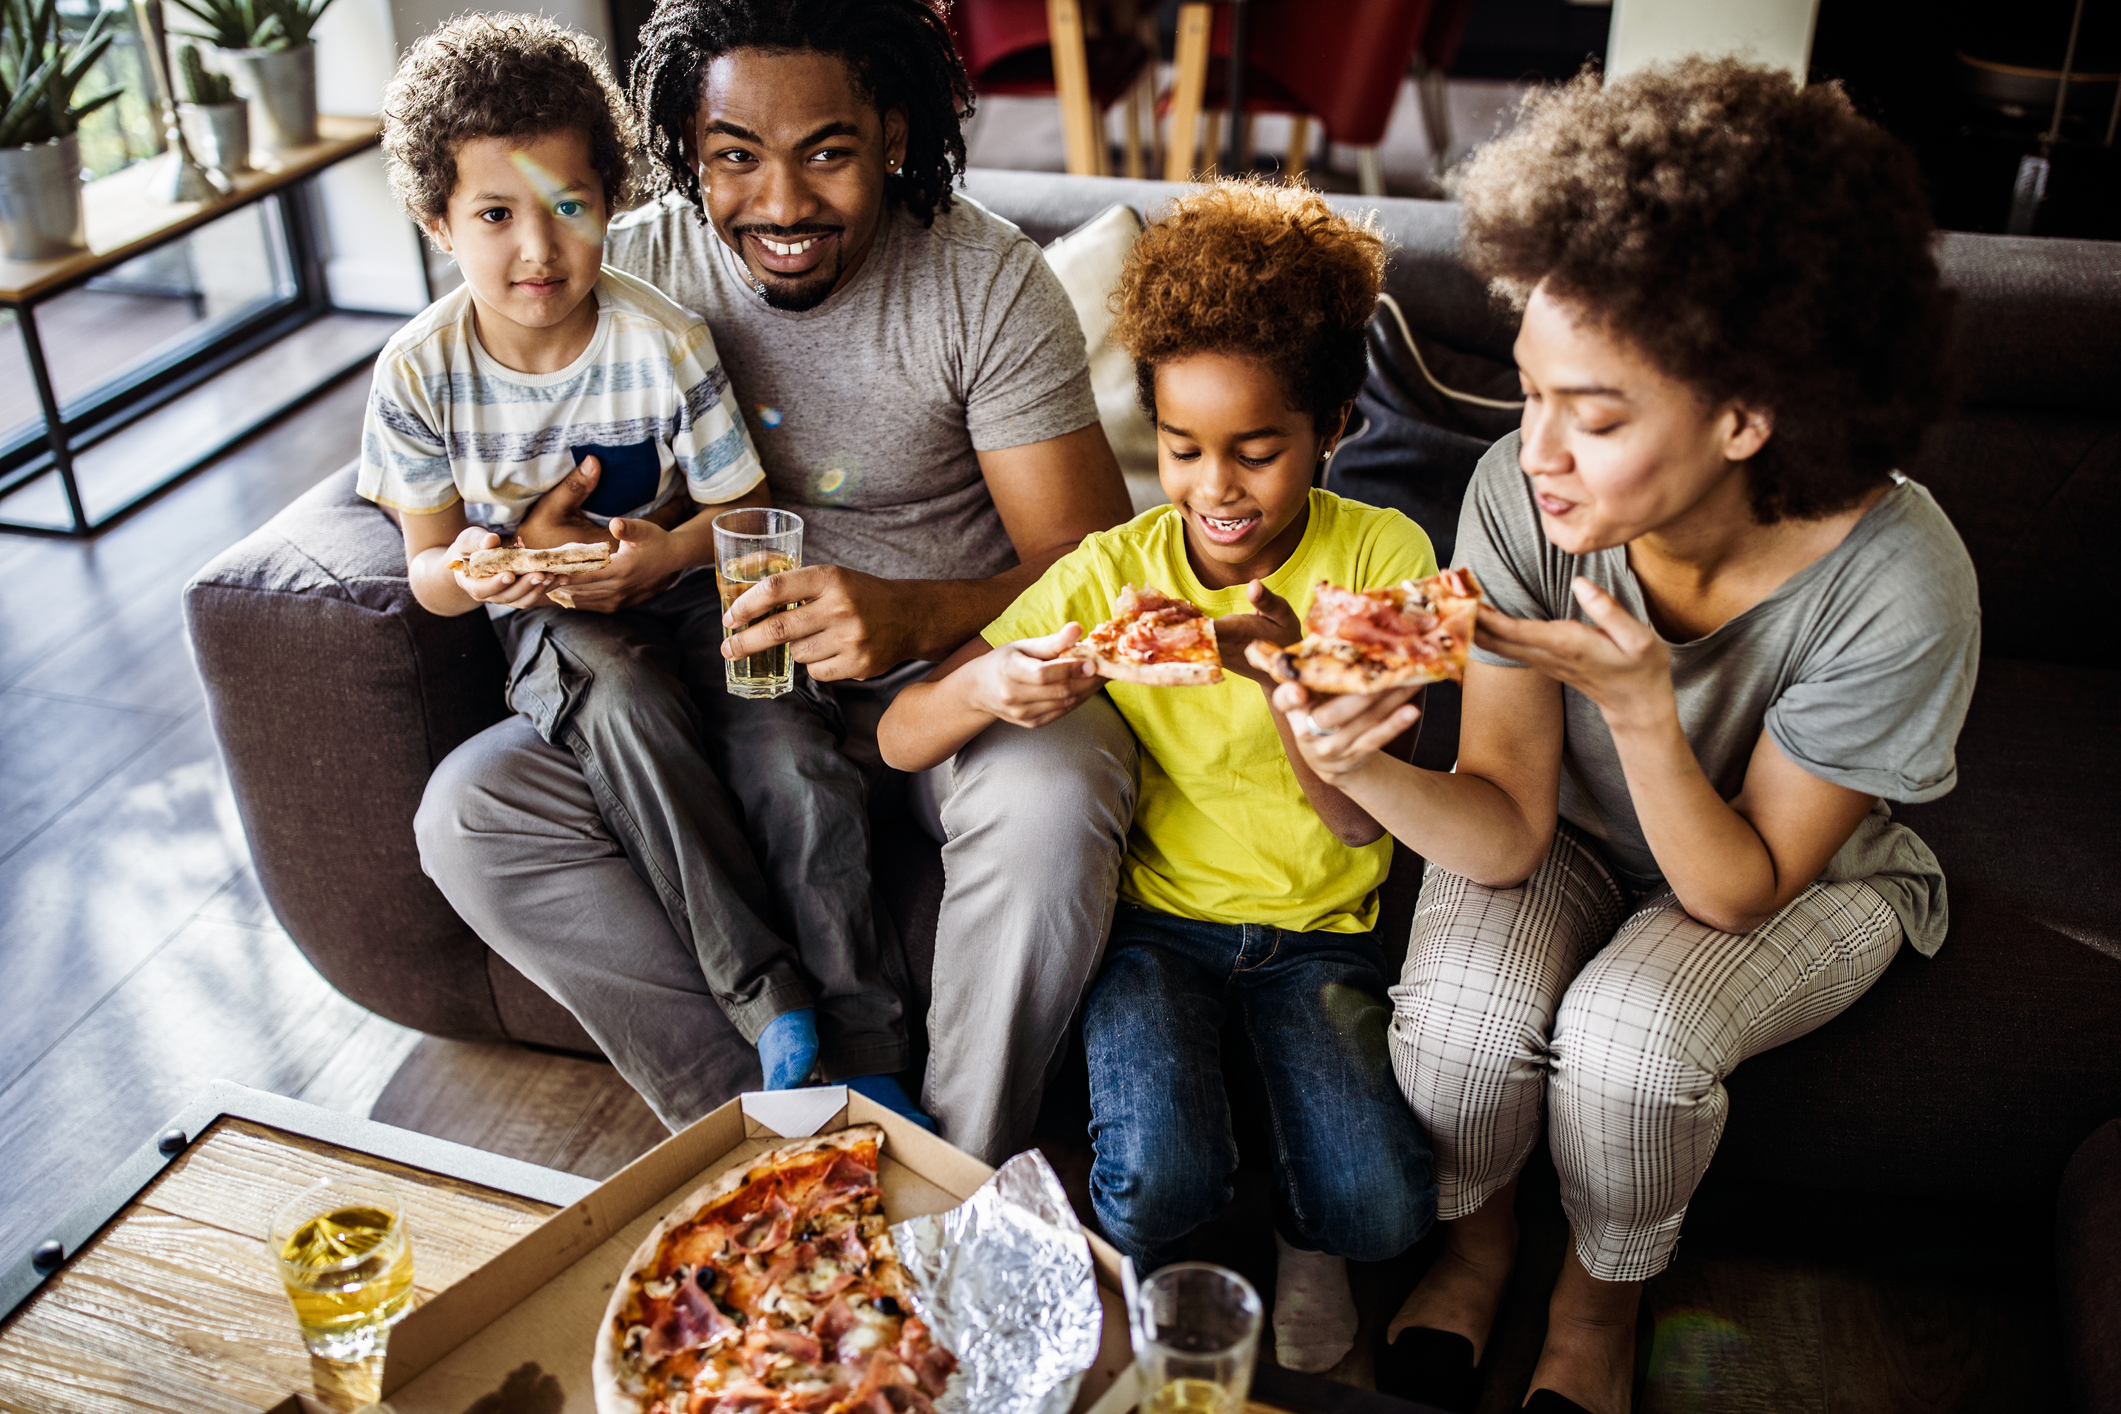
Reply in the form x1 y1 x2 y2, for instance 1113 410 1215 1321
875 1296 901 1317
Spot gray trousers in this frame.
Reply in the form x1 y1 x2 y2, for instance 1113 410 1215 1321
416 586 1138 1161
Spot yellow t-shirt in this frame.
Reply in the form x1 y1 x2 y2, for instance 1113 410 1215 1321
983 489 1438 933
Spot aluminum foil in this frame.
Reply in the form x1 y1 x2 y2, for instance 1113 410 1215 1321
893 1150 1104 1414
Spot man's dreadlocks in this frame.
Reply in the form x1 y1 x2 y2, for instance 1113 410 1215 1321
631 0 973 227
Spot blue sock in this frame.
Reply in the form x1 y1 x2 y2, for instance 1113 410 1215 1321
847 1072 938 1132
757 1008 818 1090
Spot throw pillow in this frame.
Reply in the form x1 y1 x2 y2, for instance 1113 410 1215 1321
1042 204 1164 511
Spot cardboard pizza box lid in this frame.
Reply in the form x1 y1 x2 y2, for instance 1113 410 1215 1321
326 1088 1129 1413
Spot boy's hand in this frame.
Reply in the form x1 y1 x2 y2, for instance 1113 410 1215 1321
1214 580 1303 686
541 516 685 612
965 624 1104 728
1271 680 1421 785
447 526 556 608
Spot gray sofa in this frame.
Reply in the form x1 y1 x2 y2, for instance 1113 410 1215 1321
186 171 2121 1221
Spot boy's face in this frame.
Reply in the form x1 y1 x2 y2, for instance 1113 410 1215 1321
690 48 907 312
1154 352 1344 591
430 130 607 365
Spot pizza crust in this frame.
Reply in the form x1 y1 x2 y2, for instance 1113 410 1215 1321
1066 648 1223 686
592 1125 885 1414
450 542 611 577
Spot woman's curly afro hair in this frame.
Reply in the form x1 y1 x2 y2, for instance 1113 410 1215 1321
1453 57 1955 522
382 12 635 235
1112 179 1386 433
631 0 972 227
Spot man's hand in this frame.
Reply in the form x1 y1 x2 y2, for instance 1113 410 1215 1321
1473 578 1674 733
1270 680 1423 786
1213 580 1303 687
516 456 620 552
962 624 1104 727
446 526 557 608
721 565 925 681
539 516 686 613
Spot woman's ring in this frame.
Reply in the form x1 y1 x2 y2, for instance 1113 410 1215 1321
1298 711 1339 740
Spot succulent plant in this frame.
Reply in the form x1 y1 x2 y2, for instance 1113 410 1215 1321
176 40 231 103
0 0 122 148
168 0 334 52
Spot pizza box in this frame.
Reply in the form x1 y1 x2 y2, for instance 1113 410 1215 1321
275 1086 1133 1413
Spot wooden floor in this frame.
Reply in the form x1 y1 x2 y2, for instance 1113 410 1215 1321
0 348 2063 1413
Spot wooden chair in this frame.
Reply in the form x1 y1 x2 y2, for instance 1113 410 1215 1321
951 0 1157 178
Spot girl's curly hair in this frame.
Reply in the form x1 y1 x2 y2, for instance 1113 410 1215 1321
1112 180 1386 432
1453 57 1955 522
630 0 972 227
382 13 634 236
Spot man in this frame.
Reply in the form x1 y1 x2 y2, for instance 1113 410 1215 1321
415 0 1139 1163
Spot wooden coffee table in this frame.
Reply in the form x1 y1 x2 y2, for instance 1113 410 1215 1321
0 1083 593 1413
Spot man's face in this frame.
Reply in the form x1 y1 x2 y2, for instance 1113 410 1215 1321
692 49 907 312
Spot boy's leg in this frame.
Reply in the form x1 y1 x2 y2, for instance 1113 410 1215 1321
1083 909 1240 1273
494 594 812 1042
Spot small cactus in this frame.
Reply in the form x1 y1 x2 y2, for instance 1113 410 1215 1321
178 43 236 105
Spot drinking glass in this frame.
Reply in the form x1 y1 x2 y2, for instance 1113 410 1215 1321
270 1175 416 1360
1133 1263 1262 1414
713 508 804 699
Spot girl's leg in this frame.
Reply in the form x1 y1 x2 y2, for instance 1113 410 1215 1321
1384 827 1629 1360
1084 911 1240 1273
1531 879 1903 1410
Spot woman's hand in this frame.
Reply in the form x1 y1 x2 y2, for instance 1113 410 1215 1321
1213 580 1303 686
963 624 1105 728
446 527 556 608
1474 578 1674 732
1270 680 1421 785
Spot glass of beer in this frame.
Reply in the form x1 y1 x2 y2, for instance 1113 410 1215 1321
1133 1263 1262 1414
713 507 804 699
270 1174 416 1361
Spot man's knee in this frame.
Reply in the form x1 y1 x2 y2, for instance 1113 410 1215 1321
943 695 1137 844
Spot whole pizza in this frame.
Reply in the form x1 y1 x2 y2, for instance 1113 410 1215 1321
1062 583 1223 685
594 1125 956 1414
1247 567 1485 693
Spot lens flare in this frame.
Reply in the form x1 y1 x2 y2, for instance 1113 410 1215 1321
508 150 607 241
757 406 785 429
1644 1306 1748 1409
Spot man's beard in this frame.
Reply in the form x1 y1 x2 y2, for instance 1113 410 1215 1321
728 224 844 312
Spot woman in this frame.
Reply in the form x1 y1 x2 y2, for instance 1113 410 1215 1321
1272 59 1977 1414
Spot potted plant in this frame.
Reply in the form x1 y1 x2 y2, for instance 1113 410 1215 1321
170 0 333 153
0 0 120 259
174 40 244 175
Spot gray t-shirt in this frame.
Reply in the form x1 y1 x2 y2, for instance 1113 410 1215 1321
1458 432 1981 955
606 192 1100 583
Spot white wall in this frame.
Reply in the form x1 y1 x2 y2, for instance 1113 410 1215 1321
311 0 428 313
1606 0 1821 81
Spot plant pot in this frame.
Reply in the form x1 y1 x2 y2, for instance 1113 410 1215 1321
178 100 252 176
0 132 87 261
214 43 317 155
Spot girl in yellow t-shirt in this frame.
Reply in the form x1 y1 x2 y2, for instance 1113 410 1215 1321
879 182 1437 1372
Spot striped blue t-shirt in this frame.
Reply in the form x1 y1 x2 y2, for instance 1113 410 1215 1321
357 266 764 532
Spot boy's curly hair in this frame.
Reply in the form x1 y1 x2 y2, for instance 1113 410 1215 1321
1111 180 1386 433
1453 57 1955 522
383 13 635 236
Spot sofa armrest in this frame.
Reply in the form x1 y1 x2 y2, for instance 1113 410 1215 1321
183 464 519 1040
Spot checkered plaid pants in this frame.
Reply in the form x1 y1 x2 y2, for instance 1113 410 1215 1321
1387 823 1903 1282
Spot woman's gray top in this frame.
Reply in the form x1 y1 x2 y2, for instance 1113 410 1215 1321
1457 432 1981 955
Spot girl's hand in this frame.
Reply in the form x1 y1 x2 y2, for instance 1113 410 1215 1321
965 624 1104 728
447 527 554 608
1214 580 1303 686
1271 679 1421 784
1474 578 1672 731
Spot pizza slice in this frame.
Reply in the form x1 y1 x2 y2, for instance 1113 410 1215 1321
594 1125 957 1414
449 541 612 577
1062 582 1223 686
1245 567 1484 694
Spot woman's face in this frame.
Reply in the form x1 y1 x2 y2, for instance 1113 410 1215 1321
1511 282 1768 555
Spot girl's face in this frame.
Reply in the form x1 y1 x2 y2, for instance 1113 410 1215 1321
1512 281 1770 555
1154 352 1343 590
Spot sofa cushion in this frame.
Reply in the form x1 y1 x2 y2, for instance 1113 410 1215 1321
2061 1119 2121 1414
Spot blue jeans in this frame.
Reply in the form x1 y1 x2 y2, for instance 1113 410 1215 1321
1084 907 1438 1272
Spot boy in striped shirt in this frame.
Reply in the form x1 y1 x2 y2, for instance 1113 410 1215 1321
359 14 925 1123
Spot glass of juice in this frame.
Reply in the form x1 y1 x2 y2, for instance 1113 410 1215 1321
713 507 804 699
1133 1263 1262 1414
270 1174 416 1361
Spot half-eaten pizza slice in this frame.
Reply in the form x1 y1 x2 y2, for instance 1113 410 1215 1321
1062 583 1223 686
1245 567 1484 693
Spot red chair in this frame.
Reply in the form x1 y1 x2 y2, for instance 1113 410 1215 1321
1163 0 1457 193
951 0 1157 177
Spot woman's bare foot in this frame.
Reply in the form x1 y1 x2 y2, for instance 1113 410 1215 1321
1384 1177 1520 1364
1523 1244 1639 1413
